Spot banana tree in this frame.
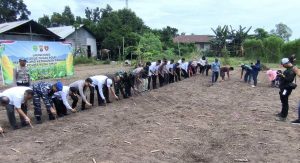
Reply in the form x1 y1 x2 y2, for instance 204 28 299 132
230 25 252 56
210 25 229 56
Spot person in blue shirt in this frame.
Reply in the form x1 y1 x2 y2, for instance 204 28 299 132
251 60 261 87
211 58 221 84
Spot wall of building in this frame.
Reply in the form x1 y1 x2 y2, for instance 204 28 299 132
65 28 97 57
195 43 210 51
0 34 56 41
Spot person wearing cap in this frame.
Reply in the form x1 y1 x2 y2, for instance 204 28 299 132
52 86 77 117
90 75 119 106
14 58 30 86
31 81 62 123
276 58 297 121
0 87 34 129
69 78 93 110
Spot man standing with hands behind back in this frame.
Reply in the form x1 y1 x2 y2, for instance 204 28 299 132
14 58 30 86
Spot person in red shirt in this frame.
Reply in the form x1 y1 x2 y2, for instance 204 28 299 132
220 66 234 81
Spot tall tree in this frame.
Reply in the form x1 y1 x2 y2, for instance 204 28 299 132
51 12 64 26
100 4 113 18
254 28 269 40
229 25 252 56
0 0 31 23
38 15 51 27
61 6 75 25
271 23 292 41
85 7 92 21
75 16 82 24
210 25 229 55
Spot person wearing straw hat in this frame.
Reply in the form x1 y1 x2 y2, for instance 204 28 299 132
14 58 30 86
0 87 34 129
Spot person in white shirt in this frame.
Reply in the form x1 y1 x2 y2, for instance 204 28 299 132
149 60 161 89
0 126 3 134
90 75 119 106
198 56 208 75
0 87 34 129
180 58 189 78
52 86 77 117
167 59 175 83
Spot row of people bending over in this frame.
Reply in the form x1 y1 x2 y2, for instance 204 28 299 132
0 57 234 134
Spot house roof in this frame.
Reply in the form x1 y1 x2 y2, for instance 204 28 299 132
48 25 96 39
173 35 214 43
0 20 31 33
0 20 61 40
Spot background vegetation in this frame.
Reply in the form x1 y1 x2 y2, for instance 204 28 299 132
1 0 299 67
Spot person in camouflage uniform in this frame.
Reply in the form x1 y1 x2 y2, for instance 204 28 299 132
31 81 63 123
106 71 128 99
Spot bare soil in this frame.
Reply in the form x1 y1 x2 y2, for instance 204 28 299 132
1 64 300 163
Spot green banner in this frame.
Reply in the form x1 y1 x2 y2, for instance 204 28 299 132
0 40 74 85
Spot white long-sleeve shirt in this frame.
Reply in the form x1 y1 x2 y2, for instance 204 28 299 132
180 62 188 72
90 75 112 100
0 87 31 109
54 86 72 110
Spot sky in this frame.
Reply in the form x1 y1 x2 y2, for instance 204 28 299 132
23 0 300 40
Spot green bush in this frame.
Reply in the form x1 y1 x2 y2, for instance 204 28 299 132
102 60 111 64
243 39 264 60
74 55 98 65
221 48 231 65
282 39 300 64
263 36 284 63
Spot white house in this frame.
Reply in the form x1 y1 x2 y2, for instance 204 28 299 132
48 25 97 58
173 35 213 51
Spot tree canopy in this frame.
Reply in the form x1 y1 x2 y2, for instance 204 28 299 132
0 0 31 23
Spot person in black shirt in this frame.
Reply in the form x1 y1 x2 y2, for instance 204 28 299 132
276 58 297 121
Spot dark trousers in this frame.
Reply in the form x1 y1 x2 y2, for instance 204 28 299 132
159 74 164 87
279 89 292 118
91 85 109 106
206 65 211 76
212 71 219 83
199 65 206 74
169 73 174 83
164 73 169 85
181 69 189 79
52 97 67 117
6 104 28 129
152 75 157 89
175 68 181 81
252 73 258 86
147 76 151 90
114 82 126 98
70 86 92 110
16 82 30 87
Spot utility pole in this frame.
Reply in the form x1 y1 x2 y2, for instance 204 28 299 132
177 41 181 57
126 0 128 8
122 37 125 61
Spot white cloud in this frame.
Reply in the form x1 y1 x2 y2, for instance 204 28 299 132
23 0 300 39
